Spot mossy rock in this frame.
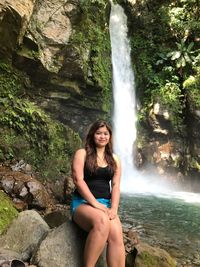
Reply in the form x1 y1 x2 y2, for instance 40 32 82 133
0 190 18 235
134 243 177 267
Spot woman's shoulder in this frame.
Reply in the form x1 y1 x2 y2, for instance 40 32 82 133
112 153 120 163
74 148 86 156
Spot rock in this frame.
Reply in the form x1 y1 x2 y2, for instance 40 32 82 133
32 220 85 267
44 175 74 204
0 0 35 59
0 210 50 261
0 206 176 267
0 249 22 262
32 219 107 267
25 0 76 73
43 209 71 228
134 242 177 267
0 167 54 210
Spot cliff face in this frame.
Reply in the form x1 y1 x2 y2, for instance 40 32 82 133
0 0 199 183
0 0 112 135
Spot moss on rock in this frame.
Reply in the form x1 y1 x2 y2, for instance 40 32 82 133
72 0 112 112
0 190 18 235
135 243 177 267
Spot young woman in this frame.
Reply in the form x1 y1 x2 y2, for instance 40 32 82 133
71 120 125 267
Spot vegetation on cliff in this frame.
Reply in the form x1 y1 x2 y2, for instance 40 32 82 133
0 63 82 179
72 0 112 112
123 0 200 174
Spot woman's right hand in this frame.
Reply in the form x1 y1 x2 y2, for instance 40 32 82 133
92 202 108 214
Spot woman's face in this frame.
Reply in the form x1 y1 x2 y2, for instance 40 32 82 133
94 126 110 148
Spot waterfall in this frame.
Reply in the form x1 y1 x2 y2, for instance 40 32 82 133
109 3 172 194
109 3 137 192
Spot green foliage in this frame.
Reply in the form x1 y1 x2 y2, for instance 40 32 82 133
80 0 107 7
0 62 47 150
167 0 200 38
0 99 49 150
0 63 25 96
0 63 82 178
72 1 112 112
152 82 182 109
0 63 48 150
0 190 18 235
42 121 82 178
183 74 200 108
129 0 199 145
138 81 183 132
156 38 199 76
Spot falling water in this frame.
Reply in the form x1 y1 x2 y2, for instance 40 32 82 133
109 3 162 193
109 3 200 197
109 3 138 192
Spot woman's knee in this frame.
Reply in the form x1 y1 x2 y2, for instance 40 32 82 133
92 212 110 234
107 218 124 245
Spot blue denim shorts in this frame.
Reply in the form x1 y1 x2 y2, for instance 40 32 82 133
70 194 111 215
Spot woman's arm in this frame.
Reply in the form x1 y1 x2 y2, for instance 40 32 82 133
109 154 121 219
72 148 108 212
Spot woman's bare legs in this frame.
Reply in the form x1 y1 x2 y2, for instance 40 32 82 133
106 215 125 267
73 204 110 267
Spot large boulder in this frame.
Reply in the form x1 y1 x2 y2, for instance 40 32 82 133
32 220 106 267
0 210 50 261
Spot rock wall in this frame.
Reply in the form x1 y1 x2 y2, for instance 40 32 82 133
0 0 112 136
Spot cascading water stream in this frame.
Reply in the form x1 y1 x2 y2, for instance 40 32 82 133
109 3 137 193
109 2 200 199
109 3 164 194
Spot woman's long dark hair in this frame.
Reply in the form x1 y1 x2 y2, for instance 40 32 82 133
85 120 117 173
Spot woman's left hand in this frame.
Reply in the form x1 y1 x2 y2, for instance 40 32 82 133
108 208 117 220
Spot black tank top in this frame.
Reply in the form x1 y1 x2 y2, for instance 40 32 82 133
74 164 114 199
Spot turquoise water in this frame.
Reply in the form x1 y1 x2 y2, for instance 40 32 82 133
119 193 200 265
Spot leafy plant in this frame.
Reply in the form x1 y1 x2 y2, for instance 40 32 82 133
156 38 199 77
168 39 198 69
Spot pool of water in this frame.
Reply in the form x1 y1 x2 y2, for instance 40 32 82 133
119 192 200 265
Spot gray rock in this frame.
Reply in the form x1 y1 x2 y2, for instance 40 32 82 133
32 219 107 267
0 210 50 261
0 248 22 262
32 220 85 267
